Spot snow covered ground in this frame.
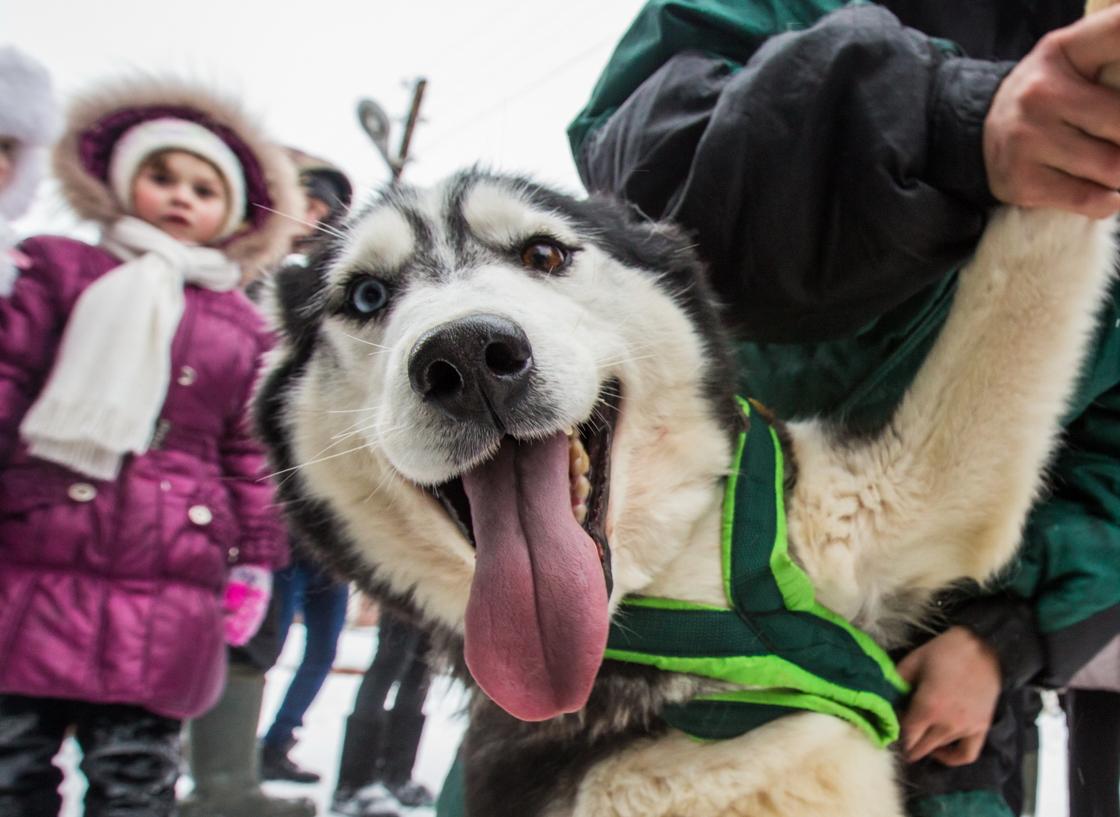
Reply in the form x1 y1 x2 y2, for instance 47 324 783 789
58 622 1074 816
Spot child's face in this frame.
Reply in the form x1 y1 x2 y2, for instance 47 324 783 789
130 150 231 245
0 137 17 191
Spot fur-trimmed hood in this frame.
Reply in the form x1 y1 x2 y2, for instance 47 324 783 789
53 74 303 277
0 46 59 221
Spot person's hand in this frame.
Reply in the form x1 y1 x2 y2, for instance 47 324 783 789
897 626 1002 767
223 564 273 646
983 5 1120 218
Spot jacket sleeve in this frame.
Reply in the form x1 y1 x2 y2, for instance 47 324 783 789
220 334 289 570
947 286 1120 690
0 238 71 466
947 594 1046 691
575 4 1011 342
1006 382 1120 687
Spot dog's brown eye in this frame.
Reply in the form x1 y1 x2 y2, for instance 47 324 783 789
520 240 568 274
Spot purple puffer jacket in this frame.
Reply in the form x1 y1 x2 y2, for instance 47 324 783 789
0 235 288 720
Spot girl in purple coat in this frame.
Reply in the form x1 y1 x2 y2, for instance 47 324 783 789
0 75 303 817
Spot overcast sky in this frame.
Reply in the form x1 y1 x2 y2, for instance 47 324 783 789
6 0 646 235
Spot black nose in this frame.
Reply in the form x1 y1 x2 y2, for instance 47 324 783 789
408 314 534 426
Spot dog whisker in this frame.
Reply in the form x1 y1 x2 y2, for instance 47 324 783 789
597 352 657 368
265 416 387 487
252 202 348 240
365 463 403 503
265 440 378 483
342 333 391 351
323 407 380 415
330 413 388 440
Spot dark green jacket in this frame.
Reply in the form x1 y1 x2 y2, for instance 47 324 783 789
572 0 1119 691
572 0 1120 811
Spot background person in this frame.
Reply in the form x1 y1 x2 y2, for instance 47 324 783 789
333 608 435 817
0 45 59 295
259 151 355 787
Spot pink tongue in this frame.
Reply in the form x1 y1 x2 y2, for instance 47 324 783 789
462 432 609 721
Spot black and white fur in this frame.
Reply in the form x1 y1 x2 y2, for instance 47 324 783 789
256 169 1116 817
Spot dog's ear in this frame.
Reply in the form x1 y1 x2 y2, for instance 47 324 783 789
579 196 707 281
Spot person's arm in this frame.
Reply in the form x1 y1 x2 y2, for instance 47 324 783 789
897 624 1003 766
1009 378 1120 687
576 4 1006 343
576 4 1120 344
896 592 1043 766
898 307 1120 764
984 7 1120 217
219 332 289 570
0 238 74 465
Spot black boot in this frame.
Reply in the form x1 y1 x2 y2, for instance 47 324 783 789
381 711 433 808
178 664 316 817
260 738 322 783
331 783 400 817
0 695 66 817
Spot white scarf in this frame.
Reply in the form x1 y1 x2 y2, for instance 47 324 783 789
20 216 242 480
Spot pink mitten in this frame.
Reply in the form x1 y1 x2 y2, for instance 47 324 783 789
223 565 273 646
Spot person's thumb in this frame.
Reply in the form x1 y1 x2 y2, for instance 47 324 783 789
896 649 923 685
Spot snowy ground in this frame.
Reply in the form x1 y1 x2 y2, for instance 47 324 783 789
58 622 1074 816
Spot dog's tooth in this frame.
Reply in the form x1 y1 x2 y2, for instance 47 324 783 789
575 475 591 502
569 438 590 476
573 504 588 524
576 450 590 476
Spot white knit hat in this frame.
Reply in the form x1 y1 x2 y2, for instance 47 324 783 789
108 117 247 240
0 45 59 220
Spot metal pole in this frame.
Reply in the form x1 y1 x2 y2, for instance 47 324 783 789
356 77 428 187
393 78 428 185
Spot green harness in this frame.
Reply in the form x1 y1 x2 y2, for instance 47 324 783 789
604 398 908 746
433 399 909 817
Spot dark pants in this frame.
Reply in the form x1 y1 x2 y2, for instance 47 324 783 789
0 694 180 817
262 557 349 748
354 610 431 719
336 610 433 792
1064 688 1120 817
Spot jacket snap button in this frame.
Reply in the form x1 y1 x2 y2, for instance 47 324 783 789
67 482 97 502
177 365 197 387
150 419 171 450
188 505 213 526
227 546 240 563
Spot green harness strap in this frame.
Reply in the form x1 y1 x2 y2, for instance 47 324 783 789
604 398 908 746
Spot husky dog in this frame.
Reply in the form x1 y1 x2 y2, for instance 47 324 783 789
256 168 1115 816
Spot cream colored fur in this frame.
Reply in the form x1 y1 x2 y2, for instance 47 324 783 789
788 209 1117 643
574 208 1114 817
278 176 1115 815
571 714 901 817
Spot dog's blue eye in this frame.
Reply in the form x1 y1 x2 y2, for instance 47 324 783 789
347 277 389 315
